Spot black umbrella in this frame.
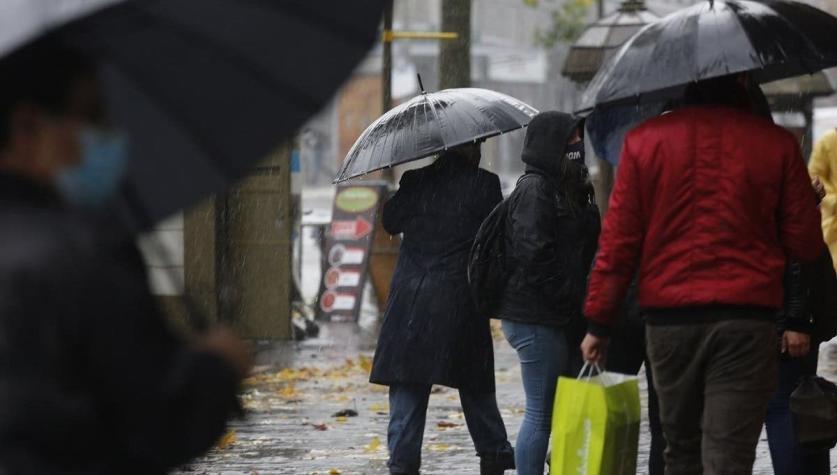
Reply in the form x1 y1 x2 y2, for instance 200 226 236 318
579 0 837 112
1 0 385 230
334 86 538 183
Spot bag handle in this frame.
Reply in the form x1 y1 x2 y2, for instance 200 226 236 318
577 361 615 386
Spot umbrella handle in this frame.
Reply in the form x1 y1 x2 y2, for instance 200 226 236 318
417 73 426 94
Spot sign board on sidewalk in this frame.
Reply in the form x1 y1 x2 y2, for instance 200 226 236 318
317 181 387 322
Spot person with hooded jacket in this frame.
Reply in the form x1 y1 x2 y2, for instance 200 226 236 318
498 111 600 474
369 143 515 475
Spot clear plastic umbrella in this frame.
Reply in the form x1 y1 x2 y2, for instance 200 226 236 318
335 85 538 183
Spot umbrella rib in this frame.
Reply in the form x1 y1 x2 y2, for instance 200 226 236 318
106 3 328 111
425 93 448 149
80 2 376 179
754 2 819 75
237 0 381 46
97 56 239 178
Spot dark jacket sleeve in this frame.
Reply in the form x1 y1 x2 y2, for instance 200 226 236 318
382 171 418 235
507 177 565 304
781 260 813 333
80 245 239 470
476 172 503 219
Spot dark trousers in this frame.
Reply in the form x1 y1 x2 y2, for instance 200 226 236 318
765 350 831 475
646 318 778 475
387 383 511 474
607 318 665 475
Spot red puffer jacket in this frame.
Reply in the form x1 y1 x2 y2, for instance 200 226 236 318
584 106 824 333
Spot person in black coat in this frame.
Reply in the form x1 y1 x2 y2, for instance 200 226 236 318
369 143 514 475
498 111 600 475
0 36 250 474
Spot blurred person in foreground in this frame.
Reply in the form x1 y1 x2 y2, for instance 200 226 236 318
369 142 515 475
0 36 251 474
580 74 824 474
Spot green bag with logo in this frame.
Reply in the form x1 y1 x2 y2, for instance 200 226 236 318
550 364 640 475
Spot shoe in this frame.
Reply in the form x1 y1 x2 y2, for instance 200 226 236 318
480 447 515 475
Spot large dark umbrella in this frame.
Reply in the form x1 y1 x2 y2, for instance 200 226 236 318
0 0 385 230
579 0 837 112
334 87 538 183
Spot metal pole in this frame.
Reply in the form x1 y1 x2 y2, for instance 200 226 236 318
382 0 394 113
598 0 604 18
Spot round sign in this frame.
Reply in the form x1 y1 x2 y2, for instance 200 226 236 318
320 290 337 312
328 244 346 266
324 268 341 289
335 187 378 213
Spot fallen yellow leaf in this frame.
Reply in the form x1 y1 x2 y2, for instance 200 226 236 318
358 354 373 373
428 443 452 452
278 384 298 399
335 416 348 424
369 402 387 412
217 430 237 449
329 469 342 475
364 436 381 453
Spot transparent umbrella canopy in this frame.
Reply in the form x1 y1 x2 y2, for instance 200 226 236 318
335 86 539 183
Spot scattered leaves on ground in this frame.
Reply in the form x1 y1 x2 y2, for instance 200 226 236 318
335 416 348 424
427 443 453 452
358 354 373 373
216 430 237 450
363 436 382 453
332 409 358 418
436 421 459 429
369 402 387 412
278 384 299 399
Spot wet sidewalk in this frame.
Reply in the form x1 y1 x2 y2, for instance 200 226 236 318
177 322 837 475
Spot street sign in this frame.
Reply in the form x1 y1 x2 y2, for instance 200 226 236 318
331 216 374 240
317 181 387 322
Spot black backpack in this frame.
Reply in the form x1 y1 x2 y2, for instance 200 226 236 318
468 198 511 318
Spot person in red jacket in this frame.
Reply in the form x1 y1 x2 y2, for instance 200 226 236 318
580 74 824 474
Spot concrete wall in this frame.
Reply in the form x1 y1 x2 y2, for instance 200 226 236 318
144 146 293 339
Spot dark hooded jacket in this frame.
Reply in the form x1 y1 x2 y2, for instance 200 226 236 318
370 151 503 393
0 173 240 475
499 112 601 326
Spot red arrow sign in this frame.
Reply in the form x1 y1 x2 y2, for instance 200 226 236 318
331 216 374 240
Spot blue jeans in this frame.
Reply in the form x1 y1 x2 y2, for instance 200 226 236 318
765 352 830 475
502 320 573 475
387 383 511 474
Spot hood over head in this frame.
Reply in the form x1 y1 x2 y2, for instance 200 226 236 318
521 111 584 178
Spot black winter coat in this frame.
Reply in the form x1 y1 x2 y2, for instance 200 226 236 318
0 174 239 475
781 252 837 343
499 112 600 327
369 154 502 393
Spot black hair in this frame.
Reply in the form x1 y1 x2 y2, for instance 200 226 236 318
0 35 93 147
684 74 750 109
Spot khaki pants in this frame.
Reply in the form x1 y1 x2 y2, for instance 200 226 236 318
646 317 778 475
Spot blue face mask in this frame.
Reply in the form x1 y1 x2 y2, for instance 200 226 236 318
54 127 129 209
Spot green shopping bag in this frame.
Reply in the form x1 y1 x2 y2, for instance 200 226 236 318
550 363 640 475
